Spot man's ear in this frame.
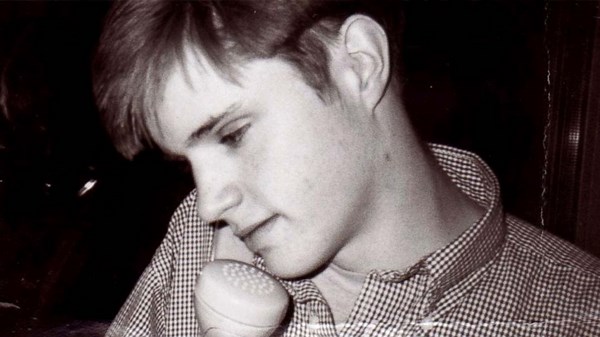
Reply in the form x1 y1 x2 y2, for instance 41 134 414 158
338 14 390 111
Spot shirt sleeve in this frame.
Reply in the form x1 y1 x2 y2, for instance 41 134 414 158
105 190 209 337
104 223 174 337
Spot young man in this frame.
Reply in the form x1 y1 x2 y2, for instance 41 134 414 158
94 1 600 336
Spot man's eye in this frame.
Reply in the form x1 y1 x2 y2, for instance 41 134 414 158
219 124 250 146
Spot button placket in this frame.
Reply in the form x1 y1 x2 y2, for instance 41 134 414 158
306 305 323 335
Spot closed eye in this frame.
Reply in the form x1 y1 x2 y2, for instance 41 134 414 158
219 123 251 147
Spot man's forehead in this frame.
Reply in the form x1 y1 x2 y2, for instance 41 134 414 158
159 44 243 108
174 46 232 91
149 55 216 148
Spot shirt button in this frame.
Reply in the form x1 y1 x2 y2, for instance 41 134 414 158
420 316 435 333
308 312 320 330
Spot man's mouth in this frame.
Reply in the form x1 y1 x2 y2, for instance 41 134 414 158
235 215 277 241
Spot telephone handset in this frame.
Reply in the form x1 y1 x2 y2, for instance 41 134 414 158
194 259 290 337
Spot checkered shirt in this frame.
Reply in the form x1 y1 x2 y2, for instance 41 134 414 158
105 144 600 337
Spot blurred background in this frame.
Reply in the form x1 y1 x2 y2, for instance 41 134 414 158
0 1 599 336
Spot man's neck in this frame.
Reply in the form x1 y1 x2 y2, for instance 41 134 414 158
330 143 485 275
311 263 367 325
312 146 485 323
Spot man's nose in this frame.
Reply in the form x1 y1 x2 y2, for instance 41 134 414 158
192 161 242 223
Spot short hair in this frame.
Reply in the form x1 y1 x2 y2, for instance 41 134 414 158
93 0 403 159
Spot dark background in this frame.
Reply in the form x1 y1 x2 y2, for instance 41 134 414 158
0 1 598 336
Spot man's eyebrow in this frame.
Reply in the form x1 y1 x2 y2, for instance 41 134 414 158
184 102 241 147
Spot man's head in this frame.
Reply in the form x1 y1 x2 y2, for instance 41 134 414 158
93 0 402 159
94 0 411 278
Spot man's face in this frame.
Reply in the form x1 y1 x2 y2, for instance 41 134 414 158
155 51 378 278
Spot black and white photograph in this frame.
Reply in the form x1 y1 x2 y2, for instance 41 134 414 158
1 1 599 336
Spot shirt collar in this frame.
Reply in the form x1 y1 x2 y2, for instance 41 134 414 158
423 144 505 300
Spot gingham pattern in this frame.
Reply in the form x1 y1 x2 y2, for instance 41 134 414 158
105 144 600 337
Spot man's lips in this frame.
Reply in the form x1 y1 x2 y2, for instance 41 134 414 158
234 215 277 240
